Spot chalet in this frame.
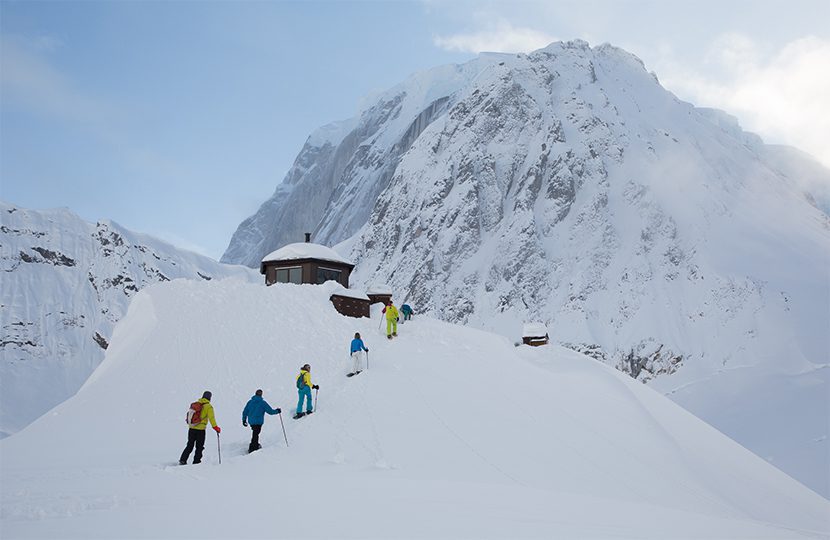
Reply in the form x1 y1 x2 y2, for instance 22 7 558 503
260 234 354 288
522 322 550 347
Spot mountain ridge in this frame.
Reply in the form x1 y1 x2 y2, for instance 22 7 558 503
0 200 258 438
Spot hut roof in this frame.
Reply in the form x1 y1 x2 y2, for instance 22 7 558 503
522 322 549 338
261 242 353 266
330 287 370 301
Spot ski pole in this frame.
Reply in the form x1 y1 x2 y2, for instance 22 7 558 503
315 388 319 411
216 432 221 464
367 350 369 370
278 412 289 447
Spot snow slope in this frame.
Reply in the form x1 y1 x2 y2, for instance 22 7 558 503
221 40 830 496
0 201 258 438
1 280 827 539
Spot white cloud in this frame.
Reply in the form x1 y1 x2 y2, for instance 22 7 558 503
654 35 830 169
434 21 556 54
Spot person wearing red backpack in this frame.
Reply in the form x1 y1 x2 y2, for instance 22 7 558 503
179 391 220 465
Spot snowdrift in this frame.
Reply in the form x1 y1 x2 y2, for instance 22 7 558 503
1 279 827 539
0 201 259 438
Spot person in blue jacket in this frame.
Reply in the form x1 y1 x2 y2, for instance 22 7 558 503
349 332 369 376
242 389 281 453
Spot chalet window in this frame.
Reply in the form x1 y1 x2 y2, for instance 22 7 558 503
316 266 342 284
275 266 302 284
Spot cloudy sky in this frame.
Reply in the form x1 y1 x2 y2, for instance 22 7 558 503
2 0 828 259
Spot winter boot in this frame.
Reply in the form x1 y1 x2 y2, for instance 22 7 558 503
293 412 306 419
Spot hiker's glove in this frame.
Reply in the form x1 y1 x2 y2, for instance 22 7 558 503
243 421 248 427
313 385 319 390
275 408 281 414
213 426 221 434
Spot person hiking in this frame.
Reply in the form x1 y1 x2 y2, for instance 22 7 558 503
382 300 399 339
294 364 319 419
401 304 414 322
242 389 281 453
179 391 220 465
349 332 369 376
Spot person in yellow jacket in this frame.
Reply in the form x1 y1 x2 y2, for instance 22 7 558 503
382 300 399 339
294 364 319 419
179 391 220 465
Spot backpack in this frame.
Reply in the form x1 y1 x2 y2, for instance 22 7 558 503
296 372 307 389
186 401 204 426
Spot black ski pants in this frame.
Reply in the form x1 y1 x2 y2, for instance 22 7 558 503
180 428 206 464
249 424 263 453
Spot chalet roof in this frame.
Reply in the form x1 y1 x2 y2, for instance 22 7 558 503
522 322 549 338
261 242 353 267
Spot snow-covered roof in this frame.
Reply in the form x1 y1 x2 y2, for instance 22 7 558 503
366 284 393 295
330 287 369 301
522 323 548 338
261 242 353 266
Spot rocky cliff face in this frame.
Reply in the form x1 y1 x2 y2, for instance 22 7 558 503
0 202 257 437
221 41 830 495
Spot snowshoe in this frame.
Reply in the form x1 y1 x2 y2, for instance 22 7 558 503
178 460 186 466
306 410 314 415
392 332 398 337
293 412 306 419
387 335 393 340
347 372 356 377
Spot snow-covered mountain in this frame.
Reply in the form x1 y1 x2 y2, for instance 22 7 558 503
1 280 827 538
0 201 258 438
221 41 830 496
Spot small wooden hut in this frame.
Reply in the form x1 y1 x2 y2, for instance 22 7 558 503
329 287 371 318
522 322 550 347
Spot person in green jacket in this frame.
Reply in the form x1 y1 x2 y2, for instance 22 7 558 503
180 391 220 465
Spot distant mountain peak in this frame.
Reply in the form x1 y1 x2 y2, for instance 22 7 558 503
219 41 830 495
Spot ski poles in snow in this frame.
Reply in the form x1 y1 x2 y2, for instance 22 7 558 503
216 432 221 465
315 387 319 411
278 412 289 447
